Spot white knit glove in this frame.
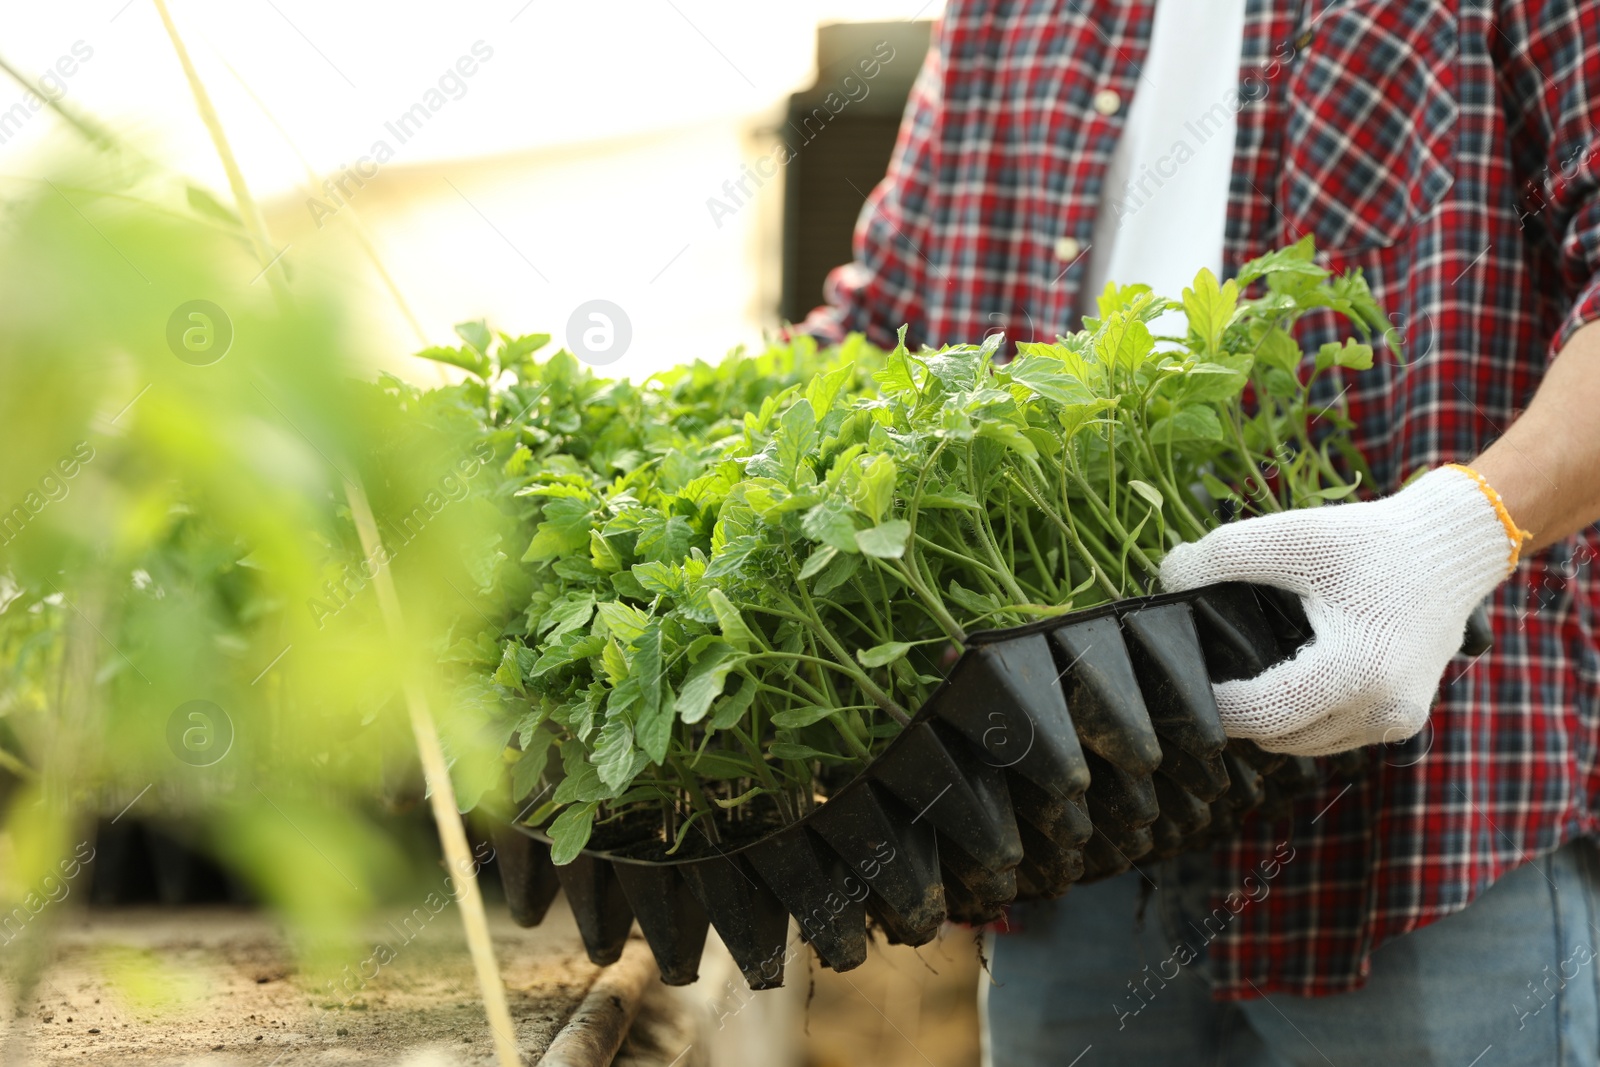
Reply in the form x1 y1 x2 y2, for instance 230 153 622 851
1159 466 1526 755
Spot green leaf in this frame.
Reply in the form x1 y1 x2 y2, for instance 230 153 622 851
947 578 1002 617
1150 406 1224 444
1176 362 1250 404
552 556 601 582
1329 436 1377 495
494 641 525 690
704 534 761 579
592 717 636 789
595 601 650 644
709 674 757 730
855 519 911 559
608 572 646 604
770 705 835 728
769 743 850 762
1302 478 1361 504
1314 342 1337 373
1057 398 1118 439
937 402 975 441
572 684 606 742
548 801 598 865
631 621 666 761
1181 269 1239 355
714 786 771 809
519 482 592 500
497 331 551 371
606 676 642 718
1257 328 1303 374
872 326 918 398
771 399 820 484
804 362 854 422
798 544 838 580
1096 312 1155 372
441 631 500 667
856 641 912 667
707 589 756 651
975 418 1038 458
635 513 693 563
552 742 604 803
802 500 860 554
854 454 898 523
1096 280 1154 317
522 497 593 561
600 638 628 686
1258 366 1300 399
455 320 492 354
416 344 490 380
1127 479 1164 510
811 549 862 595
631 561 683 597
1316 338 1374 372
1017 339 1098 389
510 730 554 800
1006 356 1097 406
676 642 741 725
744 478 817 519
540 593 596 640
1235 233 1323 288
1200 472 1243 504
530 633 602 679
589 530 623 572
916 489 982 510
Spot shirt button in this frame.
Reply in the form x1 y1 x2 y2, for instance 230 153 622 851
1093 88 1122 116
1054 236 1082 261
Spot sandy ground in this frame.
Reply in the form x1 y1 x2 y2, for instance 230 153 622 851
1 903 607 1066
0 903 983 1067
803 928 983 1067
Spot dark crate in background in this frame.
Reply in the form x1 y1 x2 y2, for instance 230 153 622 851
779 21 932 325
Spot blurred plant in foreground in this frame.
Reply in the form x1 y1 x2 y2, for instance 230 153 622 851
0 151 508 1005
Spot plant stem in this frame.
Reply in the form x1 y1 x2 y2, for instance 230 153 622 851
964 445 1032 606
1137 426 1209 539
743 656 835 705
830 715 872 760
1005 470 1119 599
902 436 949 591
1227 399 1284 513
1015 500 1061 598
912 530 1008 579
887 557 967 648
781 585 911 725
668 754 727 840
1060 465 1160 581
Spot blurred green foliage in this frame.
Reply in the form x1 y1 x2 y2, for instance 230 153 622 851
0 154 502 982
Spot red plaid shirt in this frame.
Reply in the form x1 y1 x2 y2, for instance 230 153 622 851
803 0 1600 998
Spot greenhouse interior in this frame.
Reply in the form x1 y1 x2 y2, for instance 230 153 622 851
4 2 1596 1066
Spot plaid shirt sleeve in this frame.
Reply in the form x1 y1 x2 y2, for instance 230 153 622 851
1497 1 1600 351
796 30 943 350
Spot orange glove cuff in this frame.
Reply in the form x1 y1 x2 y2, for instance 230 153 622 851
1445 463 1532 573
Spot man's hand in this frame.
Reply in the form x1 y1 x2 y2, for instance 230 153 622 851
1160 466 1522 755
1160 319 1600 755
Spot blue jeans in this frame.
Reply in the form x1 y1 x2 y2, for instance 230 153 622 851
983 839 1600 1066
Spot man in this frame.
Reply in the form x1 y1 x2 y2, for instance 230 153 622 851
802 1 1600 1062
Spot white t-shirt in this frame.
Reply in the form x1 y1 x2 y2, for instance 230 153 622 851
1078 0 1250 333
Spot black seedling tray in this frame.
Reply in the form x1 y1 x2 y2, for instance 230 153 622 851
501 584 1491 989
